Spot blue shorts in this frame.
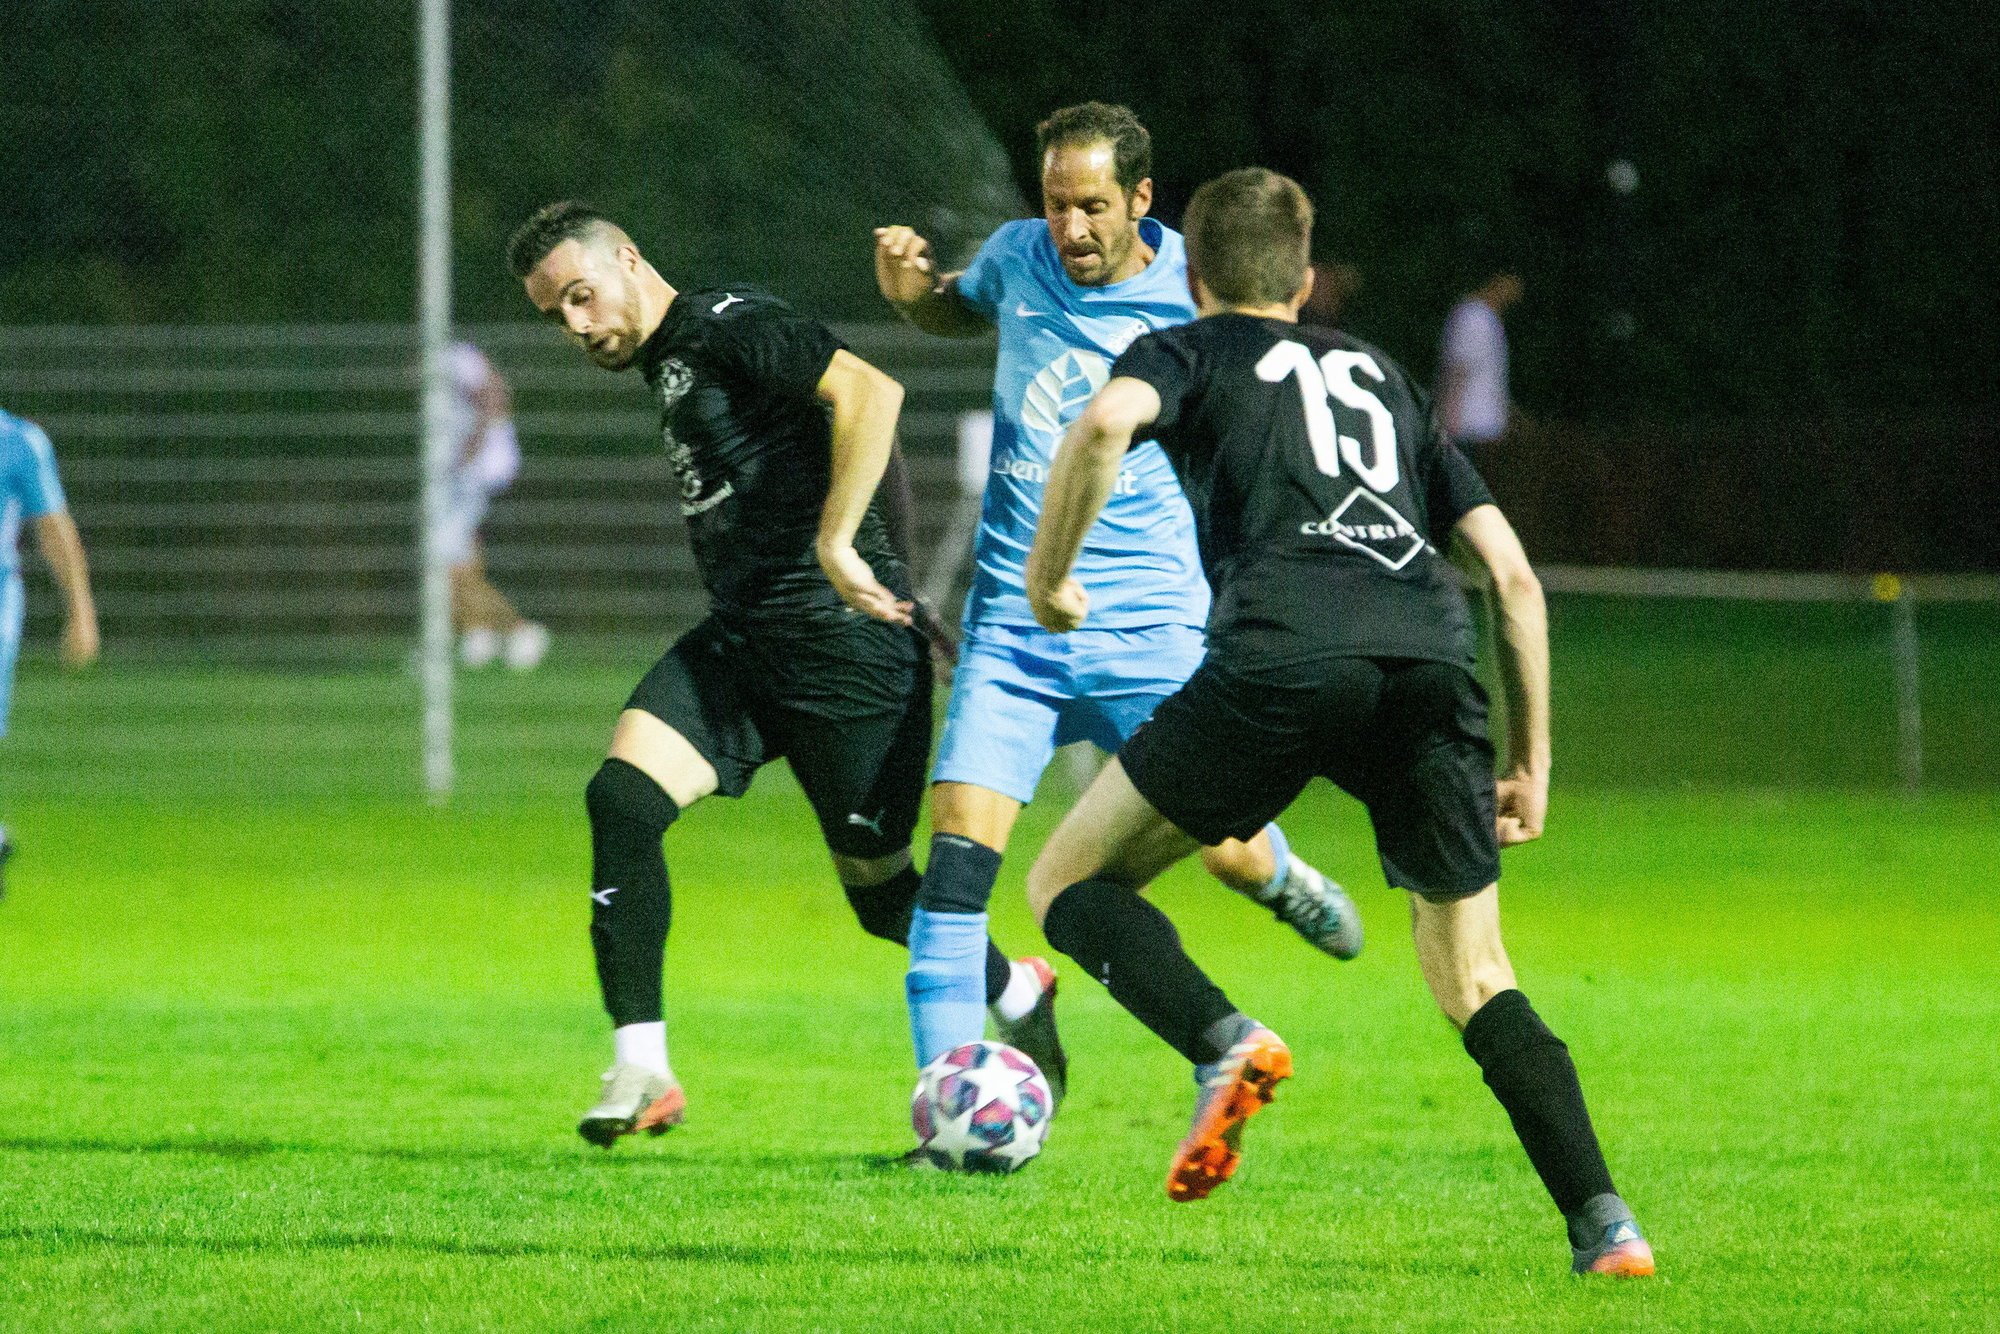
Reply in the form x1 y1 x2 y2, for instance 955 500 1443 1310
0 574 23 739
932 621 1208 805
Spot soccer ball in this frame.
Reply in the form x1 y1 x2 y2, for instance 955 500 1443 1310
910 1040 1053 1173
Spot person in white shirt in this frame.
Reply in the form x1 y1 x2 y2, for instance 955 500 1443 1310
439 341 548 670
1437 271 1524 452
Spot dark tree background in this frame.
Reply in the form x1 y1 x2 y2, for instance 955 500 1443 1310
2 0 1995 420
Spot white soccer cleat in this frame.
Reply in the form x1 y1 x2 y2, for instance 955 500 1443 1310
504 622 550 671
578 1062 685 1148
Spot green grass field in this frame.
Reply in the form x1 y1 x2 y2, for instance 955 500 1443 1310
2 601 1997 1330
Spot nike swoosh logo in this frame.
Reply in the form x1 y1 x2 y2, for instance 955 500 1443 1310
1014 301 1044 318
711 294 744 314
591 886 620 906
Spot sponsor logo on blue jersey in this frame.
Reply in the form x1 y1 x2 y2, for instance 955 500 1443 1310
952 218 1208 630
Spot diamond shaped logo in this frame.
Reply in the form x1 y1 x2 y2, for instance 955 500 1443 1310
1304 487 1426 570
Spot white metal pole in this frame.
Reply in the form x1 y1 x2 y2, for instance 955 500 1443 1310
417 0 454 801
1890 584 1924 793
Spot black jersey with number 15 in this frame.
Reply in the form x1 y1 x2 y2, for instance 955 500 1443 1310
636 286 908 629
1110 314 1495 678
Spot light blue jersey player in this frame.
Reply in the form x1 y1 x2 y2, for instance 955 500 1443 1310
871 103 1363 1093
0 408 100 894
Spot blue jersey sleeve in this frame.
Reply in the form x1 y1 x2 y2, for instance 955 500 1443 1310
9 421 67 517
950 222 1025 321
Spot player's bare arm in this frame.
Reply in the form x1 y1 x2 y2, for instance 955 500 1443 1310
1025 376 1162 632
33 511 99 670
1453 504 1549 846
458 368 512 469
873 226 991 337
815 348 915 626
875 441 960 664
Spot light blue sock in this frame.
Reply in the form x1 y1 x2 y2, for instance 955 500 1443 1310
1260 823 1292 899
907 907 990 1068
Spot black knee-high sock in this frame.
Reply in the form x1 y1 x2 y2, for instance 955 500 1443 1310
1462 989 1619 1228
1043 878 1240 1065
585 759 679 1027
844 863 1013 1004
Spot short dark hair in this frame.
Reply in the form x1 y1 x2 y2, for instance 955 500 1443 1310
1181 168 1314 306
506 201 614 278
1035 102 1151 193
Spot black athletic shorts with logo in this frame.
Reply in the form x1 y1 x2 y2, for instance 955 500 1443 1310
625 611 932 860
1122 656 1500 899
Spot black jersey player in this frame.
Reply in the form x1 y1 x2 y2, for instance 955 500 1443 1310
1019 171 1652 1276
505 203 1057 1147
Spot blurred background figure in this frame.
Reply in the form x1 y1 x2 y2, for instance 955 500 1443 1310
440 340 548 671
1436 269 1524 463
918 409 992 614
1296 260 1362 335
0 407 99 895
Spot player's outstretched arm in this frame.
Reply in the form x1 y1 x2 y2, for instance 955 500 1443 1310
815 349 914 626
1453 504 1548 845
1026 377 1163 632
873 226 990 338
34 511 99 669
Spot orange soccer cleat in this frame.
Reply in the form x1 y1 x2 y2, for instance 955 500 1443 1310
1166 1023 1292 1202
1572 1220 1656 1277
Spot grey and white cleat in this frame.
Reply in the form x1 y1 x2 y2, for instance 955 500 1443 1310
1269 855 1364 960
577 1062 685 1148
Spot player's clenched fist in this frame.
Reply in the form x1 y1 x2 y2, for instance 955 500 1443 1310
1494 769 1547 847
1029 577 1090 634
873 226 937 308
817 540 915 628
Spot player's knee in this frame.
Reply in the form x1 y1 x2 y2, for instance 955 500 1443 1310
838 850 917 945
585 758 680 839
1467 955 1518 1010
832 848 910 888
1025 820 1109 926
1435 959 1517 1029
928 782 1021 849
1025 860 1073 927
1410 887 1515 1028
1025 879 1056 928
916 833 1003 916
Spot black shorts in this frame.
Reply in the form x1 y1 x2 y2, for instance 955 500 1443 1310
1121 657 1499 899
624 613 932 860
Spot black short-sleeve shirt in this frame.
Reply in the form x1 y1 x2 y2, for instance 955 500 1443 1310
637 286 908 629
1112 314 1494 678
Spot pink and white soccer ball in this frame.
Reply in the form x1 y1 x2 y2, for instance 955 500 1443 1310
911 1040 1053 1173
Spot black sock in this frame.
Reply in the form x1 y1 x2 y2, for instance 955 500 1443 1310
1461 989 1619 1231
1043 878 1239 1065
845 864 921 945
846 861 1014 1006
983 940 1010 1006
585 759 678 1028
